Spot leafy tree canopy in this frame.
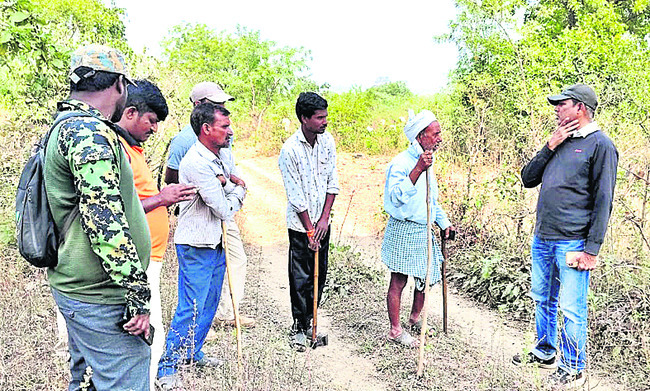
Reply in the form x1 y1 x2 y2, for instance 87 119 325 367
0 0 128 120
163 24 313 137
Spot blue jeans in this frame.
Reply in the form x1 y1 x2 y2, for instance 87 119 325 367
51 288 150 391
531 236 590 374
157 244 226 378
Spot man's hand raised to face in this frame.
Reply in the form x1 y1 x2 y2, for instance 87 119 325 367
548 118 580 151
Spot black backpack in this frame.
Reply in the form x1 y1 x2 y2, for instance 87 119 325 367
15 112 88 267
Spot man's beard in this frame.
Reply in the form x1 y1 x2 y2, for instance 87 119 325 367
110 102 126 123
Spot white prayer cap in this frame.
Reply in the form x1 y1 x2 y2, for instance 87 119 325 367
403 109 437 143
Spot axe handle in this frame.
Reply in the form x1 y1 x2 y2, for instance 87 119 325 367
442 236 448 334
313 249 319 342
417 168 433 377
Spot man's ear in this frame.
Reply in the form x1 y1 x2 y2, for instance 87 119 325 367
124 106 138 120
201 122 210 135
115 75 125 95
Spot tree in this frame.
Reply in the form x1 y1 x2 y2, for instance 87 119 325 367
0 0 129 121
163 24 312 140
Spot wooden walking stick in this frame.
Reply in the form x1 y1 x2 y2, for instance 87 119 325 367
442 234 448 334
417 167 433 377
312 249 319 343
221 220 243 372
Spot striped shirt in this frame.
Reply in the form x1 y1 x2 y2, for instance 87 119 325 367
174 142 246 248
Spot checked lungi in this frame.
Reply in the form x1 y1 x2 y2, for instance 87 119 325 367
381 216 444 290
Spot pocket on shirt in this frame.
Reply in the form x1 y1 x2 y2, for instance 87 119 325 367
318 149 333 174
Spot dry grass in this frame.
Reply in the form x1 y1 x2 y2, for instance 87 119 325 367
321 244 550 391
0 246 69 390
0 236 332 390
156 239 332 391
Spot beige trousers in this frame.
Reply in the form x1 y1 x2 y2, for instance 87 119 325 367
216 220 247 320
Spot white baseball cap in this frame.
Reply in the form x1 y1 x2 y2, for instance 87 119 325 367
189 82 235 104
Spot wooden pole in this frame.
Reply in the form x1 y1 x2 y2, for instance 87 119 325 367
221 220 243 372
312 250 319 342
417 167 433 377
442 236 448 334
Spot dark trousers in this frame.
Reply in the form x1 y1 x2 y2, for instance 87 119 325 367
288 227 330 332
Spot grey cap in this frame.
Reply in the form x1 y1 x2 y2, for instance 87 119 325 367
548 84 598 110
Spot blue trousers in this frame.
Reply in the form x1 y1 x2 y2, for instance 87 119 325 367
52 288 150 391
157 244 226 377
531 236 590 374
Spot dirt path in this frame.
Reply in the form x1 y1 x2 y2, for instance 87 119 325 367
233 147 621 391
234 150 386 391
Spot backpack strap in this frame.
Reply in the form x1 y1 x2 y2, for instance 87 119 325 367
45 111 92 243
58 207 80 243
43 111 91 150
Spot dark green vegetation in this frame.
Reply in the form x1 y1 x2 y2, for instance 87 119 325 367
1 0 648 389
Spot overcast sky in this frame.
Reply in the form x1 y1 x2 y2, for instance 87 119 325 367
106 0 459 94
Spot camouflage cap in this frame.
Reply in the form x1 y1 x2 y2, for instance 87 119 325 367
69 44 135 85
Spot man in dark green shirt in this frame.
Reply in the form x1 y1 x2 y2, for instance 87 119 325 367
45 44 152 391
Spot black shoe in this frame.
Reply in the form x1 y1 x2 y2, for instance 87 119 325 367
512 352 557 369
194 356 224 368
289 331 307 352
550 368 587 389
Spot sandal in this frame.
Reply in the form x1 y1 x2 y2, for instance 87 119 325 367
387 330 419 348
409 320 424 334
409 320 436 337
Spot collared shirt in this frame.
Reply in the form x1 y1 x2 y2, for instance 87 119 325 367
167 123 241 177
278 128 340 232
116 125 170 263
174 141 246 248
383 143 451 228
572 121 599 138
45 100 151 317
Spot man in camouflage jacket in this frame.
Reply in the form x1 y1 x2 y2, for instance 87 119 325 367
44 44 153 391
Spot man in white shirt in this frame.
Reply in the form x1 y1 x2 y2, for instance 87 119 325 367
165 82 255 331
278 92 339 351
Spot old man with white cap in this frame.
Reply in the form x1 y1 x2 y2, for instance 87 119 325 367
381 109 455 348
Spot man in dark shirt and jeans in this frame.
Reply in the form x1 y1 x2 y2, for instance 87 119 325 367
514 84 618 388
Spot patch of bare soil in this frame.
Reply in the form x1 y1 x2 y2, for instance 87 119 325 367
234 150 387 391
